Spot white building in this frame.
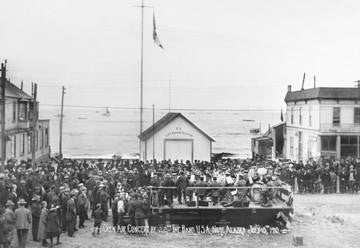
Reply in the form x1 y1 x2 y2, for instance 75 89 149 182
0 80 50 163
139 112 214 162
285 85 360 161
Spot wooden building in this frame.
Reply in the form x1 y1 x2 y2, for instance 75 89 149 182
139 112 214 162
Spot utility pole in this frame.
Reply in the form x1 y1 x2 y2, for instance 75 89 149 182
59 86 65 159
301 73 306 90
152 104 155 162
139 0 145 157
31 83 37 169
0 61 7 171
168 80 171 112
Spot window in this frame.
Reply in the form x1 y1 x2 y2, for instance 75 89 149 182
12 102 16 122
10 135 16 158
291 107 294 124
309 107 312 127
20 133 25 156
35 130 38 151
45 128 49 147
18 102 27 121
355 107 360 124
333 107 340 126
28 134 32 154
341 136 359 158
299 107 302 125
290 136 294 156
40 129 44 149
321 136 336 151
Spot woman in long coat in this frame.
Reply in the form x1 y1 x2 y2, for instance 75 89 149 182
46 205 61 247
38 201 48 247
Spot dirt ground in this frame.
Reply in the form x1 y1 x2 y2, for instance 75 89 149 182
24 194 359 248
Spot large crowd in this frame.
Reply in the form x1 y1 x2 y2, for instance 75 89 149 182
0 155 358 247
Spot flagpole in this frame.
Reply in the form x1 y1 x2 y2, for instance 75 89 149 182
139 0 144 158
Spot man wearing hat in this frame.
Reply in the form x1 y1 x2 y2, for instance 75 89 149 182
3 200 15 247
16 180 28 203
161 174 175 207
111 193 120 230
77 186 89 229
15 198 32 248
175 171 189 205
66 191 77 237
98 184 108 221
31 195 41 242
59 187 69 232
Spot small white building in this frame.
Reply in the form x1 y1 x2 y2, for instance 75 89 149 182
285 85 360 161
139 112 214 162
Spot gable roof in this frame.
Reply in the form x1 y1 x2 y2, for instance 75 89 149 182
0 80 32 100
138 112 215 142
284 87 360 103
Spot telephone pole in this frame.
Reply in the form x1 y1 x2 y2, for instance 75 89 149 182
31 83 37 169
139 0 145 155
168 80 171 112
1 61 7 171
152 104 155 162
59 86 65 159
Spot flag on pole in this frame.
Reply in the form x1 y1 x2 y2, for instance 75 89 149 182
280 108 284 122
153 11 164 49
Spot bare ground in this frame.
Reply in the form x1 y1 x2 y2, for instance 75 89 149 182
24 194 360 248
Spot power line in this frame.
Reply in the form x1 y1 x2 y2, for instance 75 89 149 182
39 103 281 112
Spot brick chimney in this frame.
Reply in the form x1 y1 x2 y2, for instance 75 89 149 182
288 85 292 92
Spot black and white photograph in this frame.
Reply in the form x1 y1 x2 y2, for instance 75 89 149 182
0 0 359 247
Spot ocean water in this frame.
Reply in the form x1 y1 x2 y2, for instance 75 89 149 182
39 107 282 158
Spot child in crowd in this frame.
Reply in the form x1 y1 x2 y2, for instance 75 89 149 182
93 203 103 236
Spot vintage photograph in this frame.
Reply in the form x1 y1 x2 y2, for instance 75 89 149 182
0 0 359 247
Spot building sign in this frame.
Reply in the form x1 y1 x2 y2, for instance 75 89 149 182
165 128 193 137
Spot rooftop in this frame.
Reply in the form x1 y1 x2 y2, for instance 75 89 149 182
284 87 360 103
0 80 32 100
139 112 215 142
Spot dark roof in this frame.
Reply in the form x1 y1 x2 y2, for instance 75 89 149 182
284 87 360 103
138 112 215 142
0 80 32 100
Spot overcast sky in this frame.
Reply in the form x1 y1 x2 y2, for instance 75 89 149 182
0 0 359 111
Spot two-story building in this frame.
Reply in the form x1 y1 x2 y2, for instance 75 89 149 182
285 85 360 161
0 80 50 163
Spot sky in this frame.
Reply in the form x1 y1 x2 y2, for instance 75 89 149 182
0 0 359 112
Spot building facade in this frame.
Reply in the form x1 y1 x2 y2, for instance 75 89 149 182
0 81 50 163
285 86 360 161
139 113 214 162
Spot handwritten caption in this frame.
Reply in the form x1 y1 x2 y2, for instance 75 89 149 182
96 224 281 236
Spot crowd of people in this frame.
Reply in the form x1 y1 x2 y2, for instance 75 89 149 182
0 155 358 247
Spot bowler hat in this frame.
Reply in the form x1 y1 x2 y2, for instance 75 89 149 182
18 198 27 205
5 200 15 206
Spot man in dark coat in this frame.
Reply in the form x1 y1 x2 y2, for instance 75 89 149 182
99 184 108 221
111 194 120 230
77 187 88 229
0 175 9 208
161 174 175 206
30 195 41 241
128 194 146 227
209 177 221 204
59 187 69 232
66 191 77 237
175 172 189 204
195 176 208 201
